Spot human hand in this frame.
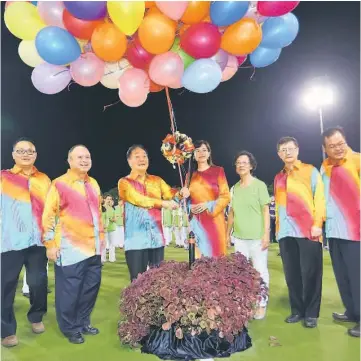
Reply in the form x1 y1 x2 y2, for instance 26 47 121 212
162 200 179 210
47 247 60 262
311 226 322 239
261 234 270 251
191 203 208 214
180 187 190 199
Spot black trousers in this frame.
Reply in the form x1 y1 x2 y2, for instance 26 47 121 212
125 247 164 282
1 246 48 338
329 238 360 322
270 218 277 243
279 237 323 318
54 255 101 336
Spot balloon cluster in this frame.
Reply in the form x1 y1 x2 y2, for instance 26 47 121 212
161 132 194 166
4 1 300 106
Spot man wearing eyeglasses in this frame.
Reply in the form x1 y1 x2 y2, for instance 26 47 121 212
274 136 325 329
321 127 360 337
1 138 51 347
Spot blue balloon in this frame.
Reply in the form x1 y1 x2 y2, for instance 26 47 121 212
261 13 299 49
36 27 81 66
250 47 282 68
210 1 249 27
31 1 38 5
182 59 222 94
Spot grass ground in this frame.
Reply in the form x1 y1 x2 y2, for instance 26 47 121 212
2 245 360 361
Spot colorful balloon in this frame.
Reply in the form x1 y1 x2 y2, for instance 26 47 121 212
35 26 81 65
101 59 131 89
261 13 299 49
91 23 127 62
181 23 221 59
70 52 105 86
149 52 184 87
182 58 222 94
210 1 249 27
156 1 188 21
63 9 104 40
31 63 71 94
149 80 164 92
221 18 262 55
221 54 238 82
18 40 43 67
170 38 195 69
138 13 176 54
64 1 107 20
257 1 300 17
107 1 145 36
236 54 247 66
181 1 210 25
37 1 65 28
118 68 150 107
145 1 156 9
126 36 154 70
250 46 281 67
4 2 46 40
210 49 229 71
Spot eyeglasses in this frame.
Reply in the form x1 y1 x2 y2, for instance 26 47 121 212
14 149 37 155
327 142 346 150
235 161 250 166
278 147 298 154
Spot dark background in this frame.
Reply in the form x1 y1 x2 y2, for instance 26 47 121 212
1 2 360 191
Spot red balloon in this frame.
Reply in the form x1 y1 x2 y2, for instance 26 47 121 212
180 22 221 59
126 36 154 70
257 1 300 17
236 55 247 66
63 9 104 40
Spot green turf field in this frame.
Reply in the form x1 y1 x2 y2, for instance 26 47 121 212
2 245 360 361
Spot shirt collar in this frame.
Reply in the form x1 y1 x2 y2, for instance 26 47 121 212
10 164 38 176
322 147 353 168
128 170 148 182
282 160 302 174
66 168 90 183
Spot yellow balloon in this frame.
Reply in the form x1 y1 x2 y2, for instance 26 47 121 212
18 40 44 68
101 59 132 89
107 1 145 36
4 2 46 40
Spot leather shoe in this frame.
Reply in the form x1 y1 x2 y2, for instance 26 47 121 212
304 317 318 328
333 312 355 323
348 324 360 338
82 325 99 335
68 332 84 344
285 314 303 323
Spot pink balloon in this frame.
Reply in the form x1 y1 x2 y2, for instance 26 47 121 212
236 55 247 66
168 78 182 89
149 52 184 87
70 53 105 86
37 1 65 28
156 1 188 21
221 55 238 82
211 49 228 71
31 63 71 94
118 68 150 107
257 1 300 17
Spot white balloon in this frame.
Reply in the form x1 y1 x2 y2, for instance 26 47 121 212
100 59 132 89
18 40 44 67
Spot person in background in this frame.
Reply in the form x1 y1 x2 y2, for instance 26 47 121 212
227 151 270 320
162 207 173 247
114 199 125 249
274 136 325 329
43 145 103 344
1 138 50 347
182 206 190 250
102 195 117 263
321 127 360 337
181 140 230 258
173 206 184 248
269 196 276 243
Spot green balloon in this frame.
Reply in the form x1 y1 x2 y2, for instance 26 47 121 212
170 38 195 69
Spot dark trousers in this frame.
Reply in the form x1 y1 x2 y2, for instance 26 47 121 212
279 237 323 318
1 246 48 338
125 247 164 282
270 218 277 243
54 255 101 336
329 238 360 322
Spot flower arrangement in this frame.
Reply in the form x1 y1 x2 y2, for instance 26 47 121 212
118 252 266 356
161 131 194 166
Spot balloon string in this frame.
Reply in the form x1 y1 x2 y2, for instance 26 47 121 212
103 100 120 112
53 70 69 77
67 81 76 91
250 66 256 81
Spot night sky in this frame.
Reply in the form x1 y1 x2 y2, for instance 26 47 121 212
1 2 360 192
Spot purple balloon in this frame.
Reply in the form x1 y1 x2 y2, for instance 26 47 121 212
31 63 71 94
64 1 107 20
210 49 229 71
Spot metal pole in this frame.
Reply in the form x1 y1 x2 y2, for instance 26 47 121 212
319 107 326 161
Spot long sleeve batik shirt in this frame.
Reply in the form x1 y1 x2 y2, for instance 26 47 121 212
118 172 179 251
274 160 325 242
42 169 104 266
1 165 51 253
320 148 360 242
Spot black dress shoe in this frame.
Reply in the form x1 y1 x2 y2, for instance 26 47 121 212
68 332 84 344
333 312 355 323
82 325 99 335
304 317 318 328
285 314 303 323
22 293 30 298
348 324 360 337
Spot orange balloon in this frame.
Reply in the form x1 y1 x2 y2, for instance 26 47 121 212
221 18 262 55
150 80 164 92
91 23 127 62
145 1 156 8
138 13 176 55
181 1 210 25
146 6 162 16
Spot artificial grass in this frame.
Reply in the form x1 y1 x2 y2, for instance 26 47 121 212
2 245 360 361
